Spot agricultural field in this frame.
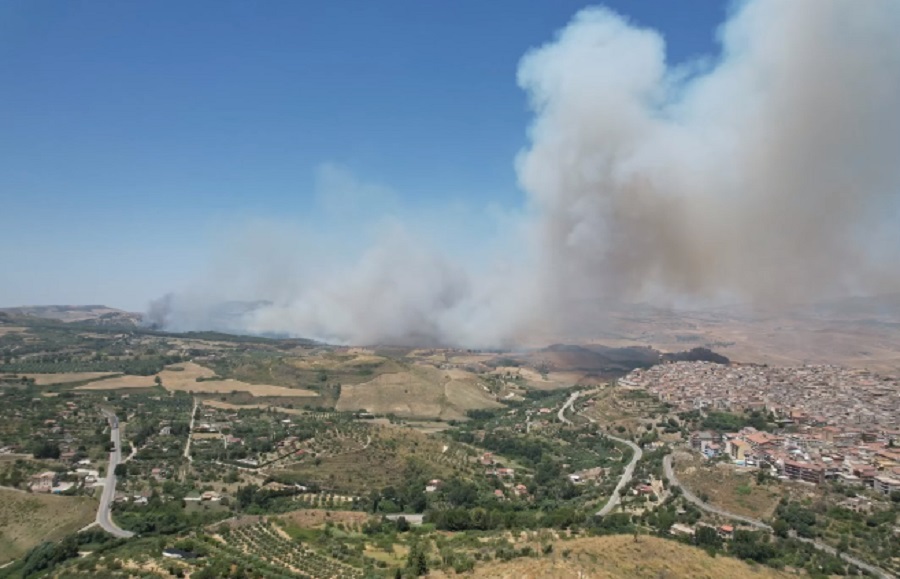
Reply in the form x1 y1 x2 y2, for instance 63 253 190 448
336 365 503 420
206 350 406 391
75 374 157 389
158 362 318 397
0 489 96 564
207 520 366 578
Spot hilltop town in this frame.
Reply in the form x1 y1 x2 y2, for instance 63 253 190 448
623 362 900 496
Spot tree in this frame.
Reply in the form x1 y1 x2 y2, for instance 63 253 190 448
154 376 162 387
695 526 722 549
406 543 428 577
114 463 128 477
771 519 789 538
32 441 61 459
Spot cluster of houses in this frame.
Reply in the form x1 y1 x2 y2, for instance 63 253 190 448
691 426 900 497
477 452 530 498
620 361 900 496
625 362 900 432
28 458 101 494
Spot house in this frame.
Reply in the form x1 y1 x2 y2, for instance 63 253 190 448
727 439 751 462
873 475 900 497
514 484 529 497
839 496 872 513
425 479 442 493
783 460 825 484
162 549 199 560
704 442 722 459
670 523 695 537
480 452 494 466
30 471 58 493
159 426 172 436
691 431 716 452
718 524 734 538
635 484 654 496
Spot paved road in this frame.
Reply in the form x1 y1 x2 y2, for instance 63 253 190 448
662 454 895 579
557 392 644 517
184 398 198 462
595 433 643 516
96 410 134 539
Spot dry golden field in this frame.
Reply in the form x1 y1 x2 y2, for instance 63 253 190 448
0 488 96 564
335 365 502 420
159 362 317 397
431 535 792 579
75 374 157 389
0 326 27 336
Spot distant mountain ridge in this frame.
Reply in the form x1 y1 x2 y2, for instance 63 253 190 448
0 305 142 326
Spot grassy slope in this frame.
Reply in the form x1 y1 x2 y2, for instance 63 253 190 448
433 535 791 579
676 455 783 520
336 365 503 420
0 489 96 564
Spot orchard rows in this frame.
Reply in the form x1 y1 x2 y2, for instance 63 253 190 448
213 521 366 579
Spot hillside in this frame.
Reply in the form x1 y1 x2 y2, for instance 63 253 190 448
0 488 96 564
433 535 791 579
0 305 141 326
335 365 503 420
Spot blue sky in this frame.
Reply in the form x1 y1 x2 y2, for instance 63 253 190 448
0 1 727 310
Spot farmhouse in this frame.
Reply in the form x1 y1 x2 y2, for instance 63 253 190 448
30 471 58 493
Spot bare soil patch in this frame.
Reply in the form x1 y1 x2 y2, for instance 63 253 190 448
159 362 317 397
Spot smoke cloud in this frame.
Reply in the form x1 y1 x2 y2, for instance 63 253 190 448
151 0 900 346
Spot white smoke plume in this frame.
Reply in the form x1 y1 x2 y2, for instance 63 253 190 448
151 0 900 346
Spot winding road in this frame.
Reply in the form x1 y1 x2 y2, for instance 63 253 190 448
662 454 771 530
557 392 644 517
96 410 134 538
184 398 199 463
662 454 894 579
